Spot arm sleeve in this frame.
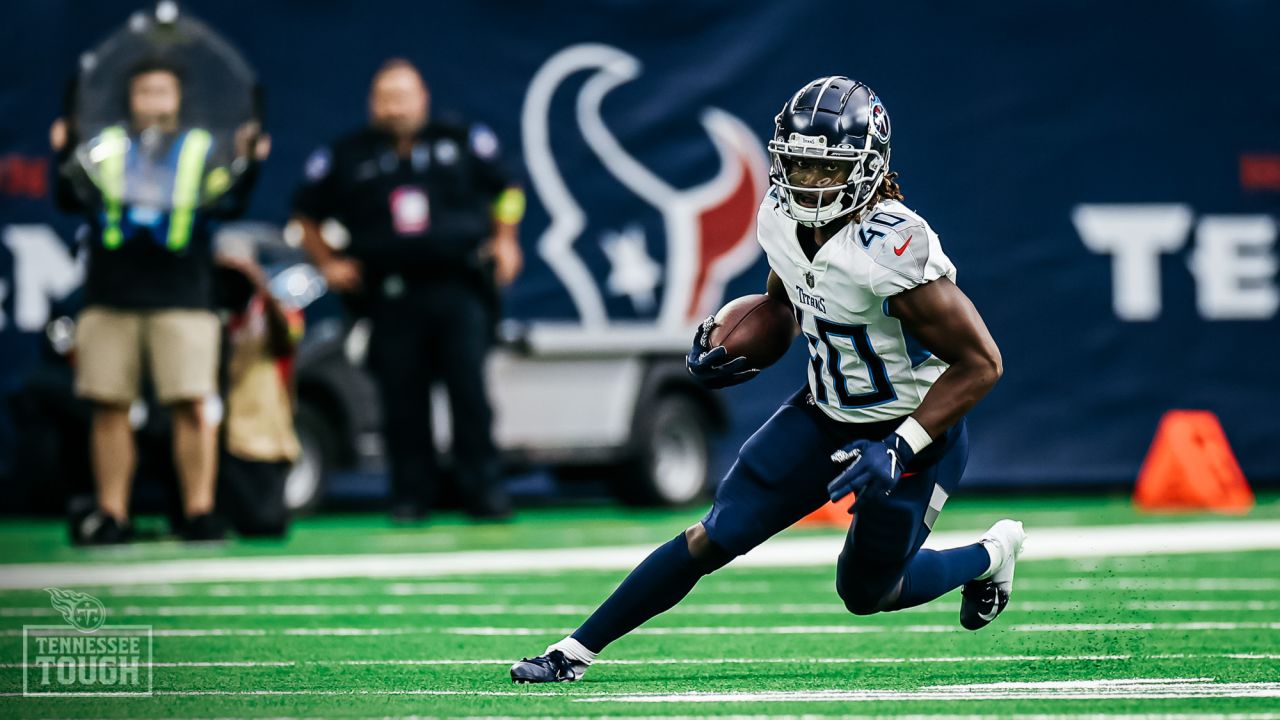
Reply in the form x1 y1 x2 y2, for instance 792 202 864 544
867 222 957 297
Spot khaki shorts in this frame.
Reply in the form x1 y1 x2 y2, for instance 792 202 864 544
74 306 220 404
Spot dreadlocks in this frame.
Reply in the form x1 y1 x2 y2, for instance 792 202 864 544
853 171 905 223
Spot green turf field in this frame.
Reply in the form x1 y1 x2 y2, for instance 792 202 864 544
1 494 1278 718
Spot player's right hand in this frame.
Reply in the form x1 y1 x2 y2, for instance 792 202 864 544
827 432 915 510
686 316 759 389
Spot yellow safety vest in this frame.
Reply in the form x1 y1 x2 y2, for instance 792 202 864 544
96 126 213 252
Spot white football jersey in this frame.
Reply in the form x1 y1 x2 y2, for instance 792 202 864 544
756 192 957 424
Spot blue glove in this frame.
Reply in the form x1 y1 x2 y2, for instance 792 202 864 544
686 316 759 390
827 432 916 508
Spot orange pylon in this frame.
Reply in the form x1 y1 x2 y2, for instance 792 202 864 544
1133 410 1254 514
798 494 855 526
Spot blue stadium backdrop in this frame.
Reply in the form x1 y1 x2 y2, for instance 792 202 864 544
1 0 1277 488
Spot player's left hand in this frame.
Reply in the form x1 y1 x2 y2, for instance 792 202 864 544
827 433 916 509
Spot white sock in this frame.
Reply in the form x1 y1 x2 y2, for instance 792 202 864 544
976 539 1001 581
546 637 596 666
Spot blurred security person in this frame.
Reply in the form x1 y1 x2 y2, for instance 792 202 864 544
52 57 269 544
292 59 524 522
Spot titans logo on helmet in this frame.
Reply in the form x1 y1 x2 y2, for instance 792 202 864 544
869 94 891 143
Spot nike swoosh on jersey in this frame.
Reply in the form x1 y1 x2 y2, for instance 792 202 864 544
894 235 913 256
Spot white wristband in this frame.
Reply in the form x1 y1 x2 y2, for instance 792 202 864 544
896 416 933 455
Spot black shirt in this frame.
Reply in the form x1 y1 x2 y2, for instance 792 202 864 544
54 134 258 311
291 121 511 289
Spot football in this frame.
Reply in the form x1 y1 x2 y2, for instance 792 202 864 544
709 293 799 370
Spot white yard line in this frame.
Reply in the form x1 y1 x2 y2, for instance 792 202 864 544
577 678 1280 703
0 601 1092 618
5 621 1278 638
1 690 544 697
16 576 1273 600
12 599 1280 618
1021 577 1280 591
57 715 1280 720
16 715 1280 720
1124 600 1280 611
6 678 1280 702
3 521 1280 589
44 576 1280 598
15 707 1280 712
462 715 1280 720
1009 622 1280 632
7 653 1279 670
1 581 568 599
444 622 1280 637
0 627 414 637
0 661 296 669
26 715 1277 720
0 603 597 618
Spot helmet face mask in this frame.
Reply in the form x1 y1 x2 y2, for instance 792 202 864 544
768 77 892 228
768 142 883 227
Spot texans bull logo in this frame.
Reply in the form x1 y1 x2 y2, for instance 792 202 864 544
522 43 768 329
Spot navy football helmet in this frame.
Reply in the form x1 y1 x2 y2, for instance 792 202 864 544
768 76 892 227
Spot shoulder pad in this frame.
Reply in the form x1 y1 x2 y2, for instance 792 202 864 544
854 202 949 295
869 218 930 284
855 205 930 277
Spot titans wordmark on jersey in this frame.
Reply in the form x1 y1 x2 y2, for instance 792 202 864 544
756 191 957 423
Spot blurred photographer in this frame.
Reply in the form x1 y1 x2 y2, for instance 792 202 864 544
212 236 302 538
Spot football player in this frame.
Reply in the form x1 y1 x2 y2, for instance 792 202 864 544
511 76 1025 683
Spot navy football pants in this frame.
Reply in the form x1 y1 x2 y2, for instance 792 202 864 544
572 386 971 652
703 386 968 608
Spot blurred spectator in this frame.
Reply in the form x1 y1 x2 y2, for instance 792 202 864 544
51 58 269 544
291 59 524 522
212 237 302 538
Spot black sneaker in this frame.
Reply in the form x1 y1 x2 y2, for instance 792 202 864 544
71 510 134 546
180 513 227 542
510 650 586 683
